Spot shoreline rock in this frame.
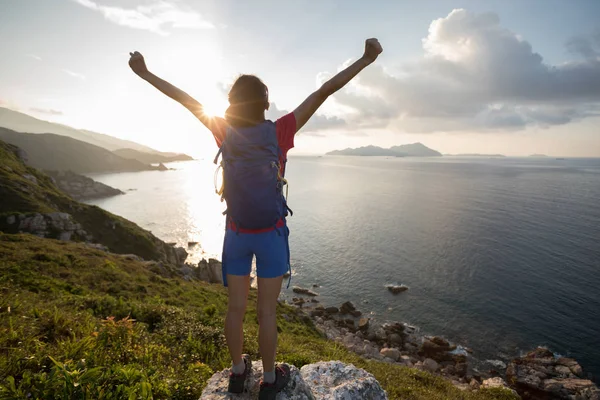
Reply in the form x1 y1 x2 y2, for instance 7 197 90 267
287 292 599 398
386 284 409 294
506 347 599 399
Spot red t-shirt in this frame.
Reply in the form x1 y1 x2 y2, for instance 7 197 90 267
209 113 296 233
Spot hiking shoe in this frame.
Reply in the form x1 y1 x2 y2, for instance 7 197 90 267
228 354 251 394
259 364 291 400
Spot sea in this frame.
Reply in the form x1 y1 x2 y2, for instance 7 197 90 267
86 155 600 379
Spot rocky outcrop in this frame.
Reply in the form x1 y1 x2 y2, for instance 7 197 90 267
386 284 409 294
200 360 387 399
5 212 89 241
45 170 124 200
506 347 599 399
482 377 518 395
195 258 223 284
293 286 319 296
301 361 387 399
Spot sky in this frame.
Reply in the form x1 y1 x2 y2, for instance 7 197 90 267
1 0 599 158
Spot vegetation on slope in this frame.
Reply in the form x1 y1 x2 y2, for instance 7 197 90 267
0 140 177 262
0 234 518 400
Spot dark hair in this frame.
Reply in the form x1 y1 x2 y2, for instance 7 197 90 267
225 75 269 128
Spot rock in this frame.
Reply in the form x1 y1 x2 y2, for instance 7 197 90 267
22 174 38 185
310 298 319 303
386 284 408 294
443 365 456 377
293 286 319 297
506 347 600 399
157 163 168 171
310 310 325 318
452 381 470 391
455 362 468 378
358 318 370 331
301 361 387 399
374 328 387 341
470 378 481 390
382 322 405 334
380 348 401 362
400 355 413 367
6 215 16 225
201 360 388 399
423 358 440 373
196 259 223 284
555 365 572 377
349 310 362 318
388 333 403 346
200 360 313 399
325 307 339 315
312 284 319 288
481 377 518 395
430 336 450 347
339 301 356 315
419 338 455 362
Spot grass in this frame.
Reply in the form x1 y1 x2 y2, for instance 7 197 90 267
0 233 519 400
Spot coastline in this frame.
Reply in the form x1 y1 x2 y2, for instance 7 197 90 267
280 284 599 397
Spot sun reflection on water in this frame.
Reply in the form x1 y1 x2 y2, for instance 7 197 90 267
181 160 227 263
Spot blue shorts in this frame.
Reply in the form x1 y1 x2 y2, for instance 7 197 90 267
221 225 291 287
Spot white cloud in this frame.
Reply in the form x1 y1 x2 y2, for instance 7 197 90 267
63 69 86 80
266 102 346 135
321 9 600 133
26 54 42 61
72 0 214 35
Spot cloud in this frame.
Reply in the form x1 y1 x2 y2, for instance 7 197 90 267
266 102 346 135
26 54 42 61
62 69 86 80
323 9 600 133
72 0 214 35
30 107 63 116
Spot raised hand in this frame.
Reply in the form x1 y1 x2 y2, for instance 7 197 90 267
362 38 383 64
128 51 150 78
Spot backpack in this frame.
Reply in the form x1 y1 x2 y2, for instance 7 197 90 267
213 121 291 231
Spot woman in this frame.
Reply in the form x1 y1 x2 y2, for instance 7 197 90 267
129 38 382 399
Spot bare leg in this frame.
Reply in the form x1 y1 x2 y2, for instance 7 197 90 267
225 274 251 366
257 276 283 374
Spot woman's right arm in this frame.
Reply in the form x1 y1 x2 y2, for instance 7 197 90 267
128 51 211 128
293 38 383 133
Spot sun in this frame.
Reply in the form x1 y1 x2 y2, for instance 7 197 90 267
201 95 228 118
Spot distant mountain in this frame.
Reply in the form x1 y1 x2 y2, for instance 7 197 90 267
447 153 506 158
529 154 549 158
390 143 442 157
0 128 158 173
113 148 193 164
0 107 160 152
327 143 442 157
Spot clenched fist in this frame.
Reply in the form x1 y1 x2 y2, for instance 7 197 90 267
129 51 150 78
362 38 383 63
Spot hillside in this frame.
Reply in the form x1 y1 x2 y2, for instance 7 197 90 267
0 128 157 173
0 139 184 263
0 233 518 400
327 143 442 157
114 148 194 164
